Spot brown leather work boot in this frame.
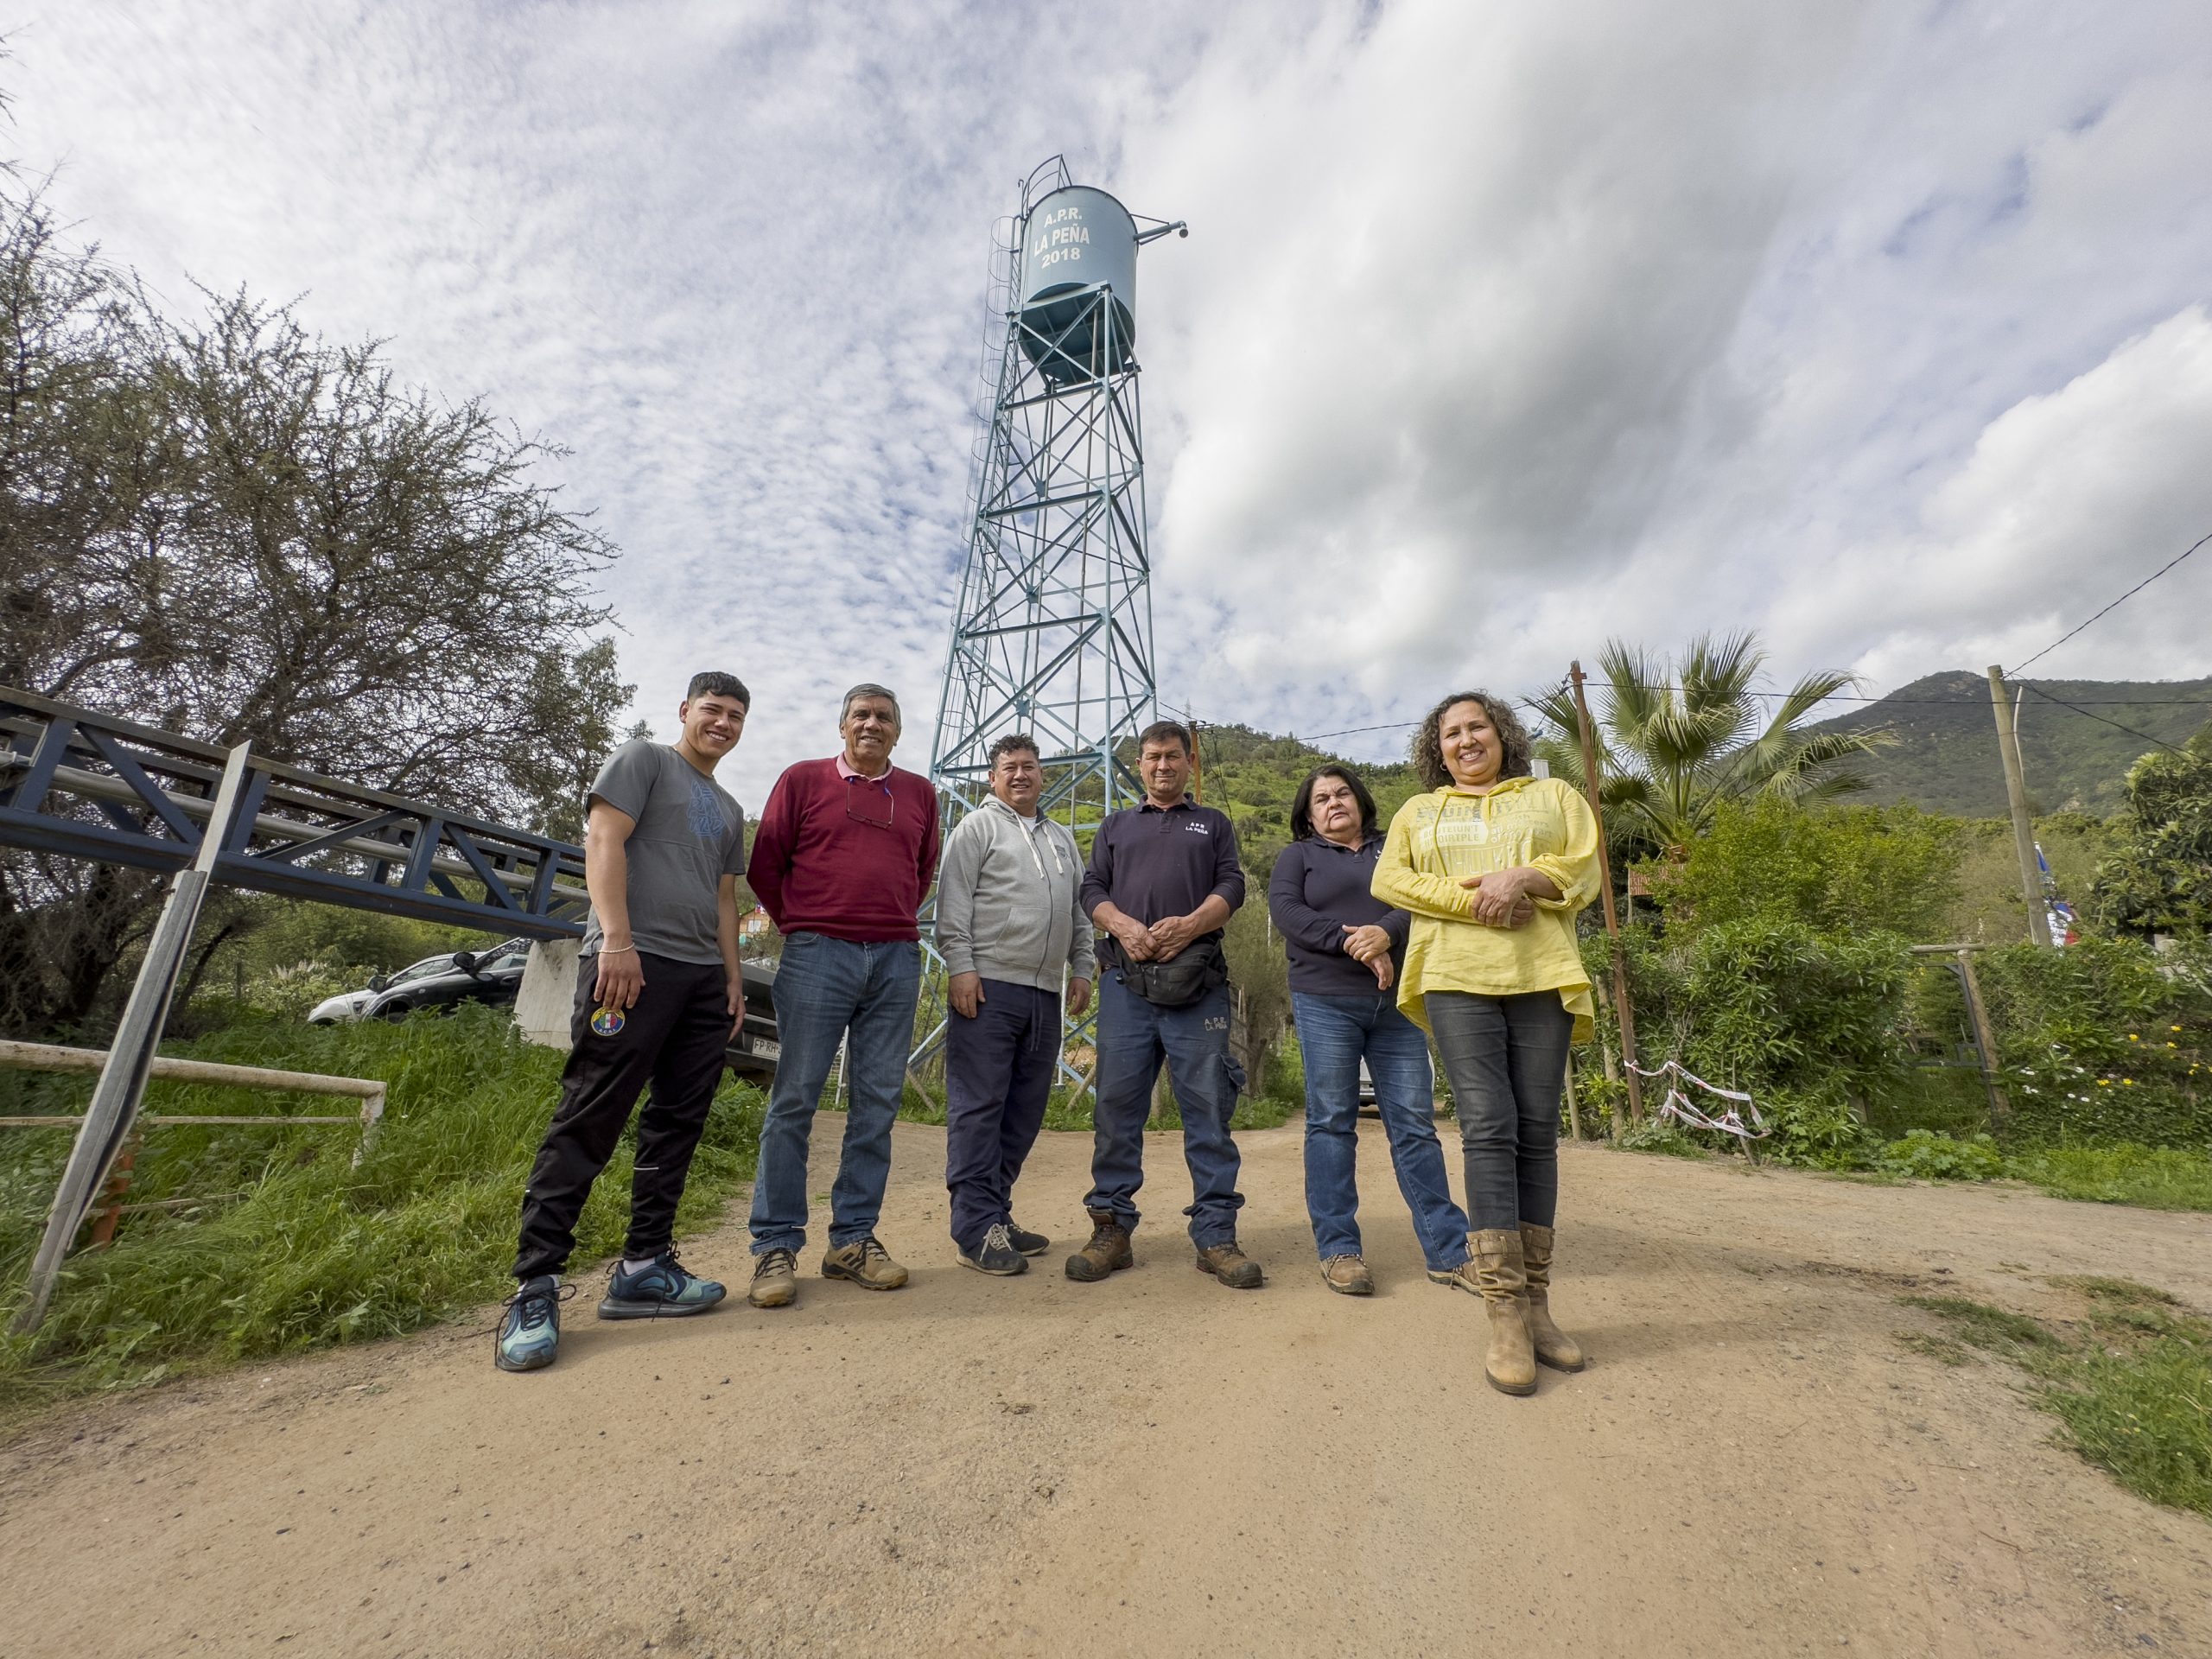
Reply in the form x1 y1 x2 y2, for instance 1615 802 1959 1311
1320 1255 1374 1295
1194 1240 1263 1289
1470 1228 1537 1395
1518 1223 1586 1372
1064 1210 1133 1282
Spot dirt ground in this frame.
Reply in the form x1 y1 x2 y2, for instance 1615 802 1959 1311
3 1118 2209 1658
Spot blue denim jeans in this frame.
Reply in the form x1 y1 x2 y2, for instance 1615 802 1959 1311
749 932 921 1255
1292 990 1470 1272
1086 972 1245 1248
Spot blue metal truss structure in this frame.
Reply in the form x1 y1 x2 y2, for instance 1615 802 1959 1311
1 684 592 1329
0 687 588 939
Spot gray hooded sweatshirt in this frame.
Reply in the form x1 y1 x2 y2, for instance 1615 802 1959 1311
934 796 1094 992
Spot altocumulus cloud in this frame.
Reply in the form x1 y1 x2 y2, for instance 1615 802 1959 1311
12 0 2212 794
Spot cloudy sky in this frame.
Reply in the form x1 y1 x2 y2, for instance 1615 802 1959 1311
16 1 2212 803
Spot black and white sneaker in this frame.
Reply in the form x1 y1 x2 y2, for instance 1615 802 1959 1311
958 1222 1029 1276
1005 1219 1050 1257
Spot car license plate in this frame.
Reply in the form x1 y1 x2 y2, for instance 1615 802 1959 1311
749 1038 780 1061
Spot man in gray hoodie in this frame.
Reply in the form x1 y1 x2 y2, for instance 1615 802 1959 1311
935 732 1095 1274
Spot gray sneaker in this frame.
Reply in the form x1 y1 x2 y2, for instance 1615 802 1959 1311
958 1222 1029 1277
495 1275 566 1372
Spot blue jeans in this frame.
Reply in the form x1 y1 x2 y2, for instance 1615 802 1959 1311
1292 991 1470 1272
749 932 921 1255
1087 972 1245 1248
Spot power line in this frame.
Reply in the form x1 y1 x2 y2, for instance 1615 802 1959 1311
2009 527 2212 676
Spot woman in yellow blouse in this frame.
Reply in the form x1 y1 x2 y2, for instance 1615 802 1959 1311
1373 690 1599 1396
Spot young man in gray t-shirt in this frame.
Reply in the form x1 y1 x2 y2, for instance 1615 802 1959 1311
497 671 751 1373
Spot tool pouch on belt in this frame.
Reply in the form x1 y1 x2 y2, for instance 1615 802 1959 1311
1109 936 1230 1008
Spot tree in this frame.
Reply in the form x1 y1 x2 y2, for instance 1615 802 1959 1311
510 638 637 842
1533 632 1889 858
2089 725 2212 938
0 182 624 1035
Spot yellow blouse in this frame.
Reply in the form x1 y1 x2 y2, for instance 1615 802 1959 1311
1371 776 1601 1041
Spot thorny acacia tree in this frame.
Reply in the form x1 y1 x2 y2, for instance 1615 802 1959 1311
0 182 627 1033
1532 632 1890 858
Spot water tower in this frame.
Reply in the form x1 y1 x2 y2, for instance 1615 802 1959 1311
911 159 1182 1072
926 157 1185 821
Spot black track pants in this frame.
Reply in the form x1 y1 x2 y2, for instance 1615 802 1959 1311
512 952 732 1280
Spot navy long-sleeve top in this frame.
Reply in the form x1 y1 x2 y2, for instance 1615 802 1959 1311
1079 796 1246 968
1268 833 1411 995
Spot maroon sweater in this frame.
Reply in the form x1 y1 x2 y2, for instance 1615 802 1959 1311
747 758 941 943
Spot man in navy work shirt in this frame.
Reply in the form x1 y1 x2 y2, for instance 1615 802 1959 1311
1067 720 1262 1289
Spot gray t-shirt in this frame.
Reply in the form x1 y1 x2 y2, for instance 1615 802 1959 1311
580 740 747 965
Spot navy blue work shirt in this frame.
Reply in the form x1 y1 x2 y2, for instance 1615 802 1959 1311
1267 833 1411 996
1079 796 1246 967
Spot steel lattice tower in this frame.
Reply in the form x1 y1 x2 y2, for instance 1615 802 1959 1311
912 159 1182 1073
928 158 1184 822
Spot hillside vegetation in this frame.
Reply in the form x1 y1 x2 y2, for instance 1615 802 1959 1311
1808 671 2212 817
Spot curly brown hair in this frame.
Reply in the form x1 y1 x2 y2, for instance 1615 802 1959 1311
1411 690 1533 790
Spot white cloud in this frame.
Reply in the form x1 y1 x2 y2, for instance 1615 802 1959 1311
10 0 2212 802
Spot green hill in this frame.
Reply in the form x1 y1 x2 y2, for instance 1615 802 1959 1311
1806 671 2212 818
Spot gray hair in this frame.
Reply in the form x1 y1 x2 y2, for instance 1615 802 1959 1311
840 683 902 726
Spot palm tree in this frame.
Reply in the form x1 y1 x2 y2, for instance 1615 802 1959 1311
1532 632 1891 857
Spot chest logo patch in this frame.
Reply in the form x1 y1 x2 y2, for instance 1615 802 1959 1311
590 1006 626 1038
688 778 727 840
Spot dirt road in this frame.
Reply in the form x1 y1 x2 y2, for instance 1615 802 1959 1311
3 1118 2209 1657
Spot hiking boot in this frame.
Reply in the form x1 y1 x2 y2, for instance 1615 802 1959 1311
495 1274 565 1372
1471 1228 1537 1395
1005 1219 1051 1257
598 1249 726 1319
822 1235 910 1291
957 1222 1028 1277
749 1247 798 1309
1064 1209 1133 1281
1519 1223 1586 1372
1427 1257 1478 1296
1319 1254 1374 1295
1195 1241 1263 1290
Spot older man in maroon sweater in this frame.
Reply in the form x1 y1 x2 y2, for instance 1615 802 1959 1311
744 683 941 1308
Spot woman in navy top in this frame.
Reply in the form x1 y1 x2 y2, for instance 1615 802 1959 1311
1268 765 1474 1295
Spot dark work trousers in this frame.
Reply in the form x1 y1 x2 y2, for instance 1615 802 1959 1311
943 979 1061 1253
512 951 733 1281
1425 988 1574 1233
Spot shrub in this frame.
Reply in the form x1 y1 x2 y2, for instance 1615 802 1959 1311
1645 797 1961 937
1975 939 2211 1149
1878 1129 2005 1181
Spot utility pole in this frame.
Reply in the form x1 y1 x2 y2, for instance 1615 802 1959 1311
1986 665 2053 948
1569 662 1643 1128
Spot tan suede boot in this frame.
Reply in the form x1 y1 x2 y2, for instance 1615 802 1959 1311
1518 1223 1586 1373
1470 1228 1537 1396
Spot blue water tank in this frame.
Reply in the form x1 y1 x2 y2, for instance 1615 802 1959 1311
1017 186 1138 385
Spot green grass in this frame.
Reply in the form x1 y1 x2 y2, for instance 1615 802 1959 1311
2008 1144 2212 1212
0 1007 763 1418
1900 1281 2212 1518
